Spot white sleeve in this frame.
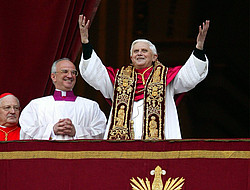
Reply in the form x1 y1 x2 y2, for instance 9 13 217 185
173 53 209 94
20 129 33 140
74 101 107 139
79 50 114 100
19 101 53 140
194 57 207 76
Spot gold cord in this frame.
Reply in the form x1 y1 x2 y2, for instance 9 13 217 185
136 65 153 86
0 127 18 141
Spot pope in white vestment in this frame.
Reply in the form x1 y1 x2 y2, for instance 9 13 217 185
79 50 208 140
78 15 210 140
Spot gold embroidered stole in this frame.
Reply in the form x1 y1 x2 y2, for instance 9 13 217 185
107 63 167 140
143 62 167 140
107 66 136 140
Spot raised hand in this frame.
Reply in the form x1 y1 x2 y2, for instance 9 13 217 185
78 15 90 44
196 20 210 50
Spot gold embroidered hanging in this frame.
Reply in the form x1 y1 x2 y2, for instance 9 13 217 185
143 62 167 140
107 66 136 140
107 61 167 140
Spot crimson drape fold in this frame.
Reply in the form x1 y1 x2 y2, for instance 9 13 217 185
0 139 249 190
0 0 101 107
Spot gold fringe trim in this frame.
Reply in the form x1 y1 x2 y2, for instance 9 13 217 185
0 150 249 160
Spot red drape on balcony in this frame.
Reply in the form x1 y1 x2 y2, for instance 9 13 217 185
0 0 101 107
0 139 249 190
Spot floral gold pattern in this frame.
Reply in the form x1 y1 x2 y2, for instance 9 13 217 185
108 66 136 140
108 62 167 140
143 62 167 140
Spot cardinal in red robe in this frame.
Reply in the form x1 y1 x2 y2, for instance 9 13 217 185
0 93 21 141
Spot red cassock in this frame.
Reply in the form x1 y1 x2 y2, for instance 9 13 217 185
0 126 20 141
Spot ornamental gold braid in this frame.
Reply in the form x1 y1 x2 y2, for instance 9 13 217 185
144 63 167 140
108 66 136 140
108 62 167 140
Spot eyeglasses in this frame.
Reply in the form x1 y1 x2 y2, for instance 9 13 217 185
55 69 78 76
0 106 20 112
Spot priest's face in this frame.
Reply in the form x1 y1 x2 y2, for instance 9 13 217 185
0 95 20 127
51 60 77 91
130 42 158 69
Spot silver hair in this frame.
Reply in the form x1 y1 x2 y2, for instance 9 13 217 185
51 58 71 73
130 39 157 56
0 95 20 107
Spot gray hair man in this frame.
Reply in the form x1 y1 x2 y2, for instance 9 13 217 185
78 15 209 140
19 58 107 140
0 93 21 141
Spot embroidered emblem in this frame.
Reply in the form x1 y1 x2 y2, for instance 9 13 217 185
149 116 158 138
130 165 185 190
108 62 167 140
108 66 136 140
143 62 167 140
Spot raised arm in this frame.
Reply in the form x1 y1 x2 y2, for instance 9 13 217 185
78 15 114 100
78 15 90 44
196 20 210 50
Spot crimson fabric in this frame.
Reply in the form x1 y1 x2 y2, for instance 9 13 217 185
0 0 101 108
106 66 182 87
134 66 154 101
106 66 119 85
0 126 20 141
106 65 183 103
166 66 182 85
53 90 76 101
0 139 249 190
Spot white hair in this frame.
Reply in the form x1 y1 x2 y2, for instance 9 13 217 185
130 39 157 56
0 95 20 107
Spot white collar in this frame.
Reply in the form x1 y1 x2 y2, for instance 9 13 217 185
55 89 72 97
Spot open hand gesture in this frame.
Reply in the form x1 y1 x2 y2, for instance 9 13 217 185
196 20 210 50
78 15 90 44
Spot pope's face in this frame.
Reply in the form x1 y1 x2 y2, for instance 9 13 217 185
0 95 20 127
130 42 158 69
51 60 77 91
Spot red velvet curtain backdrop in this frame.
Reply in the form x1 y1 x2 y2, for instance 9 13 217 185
0 0 101 107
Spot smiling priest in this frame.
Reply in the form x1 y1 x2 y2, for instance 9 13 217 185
19 58 107 140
